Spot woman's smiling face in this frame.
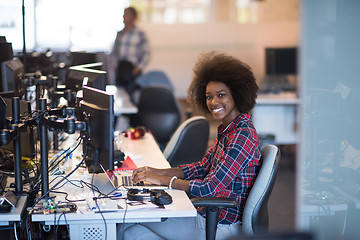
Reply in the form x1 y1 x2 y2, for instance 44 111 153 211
205 81 240 126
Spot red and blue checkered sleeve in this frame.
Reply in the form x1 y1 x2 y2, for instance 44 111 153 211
188 127 259 199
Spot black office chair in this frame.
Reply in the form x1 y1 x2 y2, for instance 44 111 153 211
132 70 174 105
163 116 210 167
191 145 281 240
130 86 181 150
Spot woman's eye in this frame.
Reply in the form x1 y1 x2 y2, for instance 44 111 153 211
218 93 225 98
206 96 212 100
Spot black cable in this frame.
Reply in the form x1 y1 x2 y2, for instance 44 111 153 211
93 197 107 240
53 210 57 240
33 136 82 194
90 148 107 240
120 199 129 240
55 212 69 240
50 177 84 190
31 141 87 208
48 136 82 173
48 146 72 170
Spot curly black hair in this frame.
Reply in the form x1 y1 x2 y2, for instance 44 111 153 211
188 51 259 114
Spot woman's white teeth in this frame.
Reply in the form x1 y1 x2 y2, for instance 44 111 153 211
213 108 223 113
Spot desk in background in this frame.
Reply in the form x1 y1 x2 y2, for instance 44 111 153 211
31 133 197 240
106 85 137 116
253 92 299 145
106 85 138 131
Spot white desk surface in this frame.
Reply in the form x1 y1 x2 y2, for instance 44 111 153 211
117 133 171 169
0 195 27 226
32 133 196 227
256 91 299 105
106 85 138 115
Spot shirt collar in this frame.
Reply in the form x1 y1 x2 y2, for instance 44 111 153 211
218 113 251 134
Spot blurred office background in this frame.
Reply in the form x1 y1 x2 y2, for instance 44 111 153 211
1 0 360 239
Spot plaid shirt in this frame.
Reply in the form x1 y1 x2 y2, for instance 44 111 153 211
180 113 261 224
112 26 150 69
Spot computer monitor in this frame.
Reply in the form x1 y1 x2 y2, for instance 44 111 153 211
0 37 14 88
69 51 97 66
1 58 26 97
1 98 35 158
80 86 115 171
0 96 5 129
265 47 297 75
66 67 106 92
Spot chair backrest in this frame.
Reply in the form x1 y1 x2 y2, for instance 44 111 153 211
242 144 281 235
130 86 181 149
132 71 174 105
163 116 210 167
135 70 174 91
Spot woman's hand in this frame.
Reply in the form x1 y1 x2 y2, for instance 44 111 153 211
132 166 167 186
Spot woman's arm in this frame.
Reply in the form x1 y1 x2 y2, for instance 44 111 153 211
132 166 190 192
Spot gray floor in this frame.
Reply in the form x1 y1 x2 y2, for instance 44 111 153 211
268 145 296 232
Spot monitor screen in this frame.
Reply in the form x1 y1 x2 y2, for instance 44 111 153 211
69 51 97 66
80 86 114 171
0 96 5 129
66 67 106 92
0 40 14 88
1 58 26 97
265 47 297 75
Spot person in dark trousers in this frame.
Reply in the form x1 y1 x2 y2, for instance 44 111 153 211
111 7 150 96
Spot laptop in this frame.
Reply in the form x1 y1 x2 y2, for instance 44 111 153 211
87 166 167 212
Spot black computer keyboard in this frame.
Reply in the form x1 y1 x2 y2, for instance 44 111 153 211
120 175 144 187
121 175 133 187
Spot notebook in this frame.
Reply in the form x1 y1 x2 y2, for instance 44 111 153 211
114 156 137 172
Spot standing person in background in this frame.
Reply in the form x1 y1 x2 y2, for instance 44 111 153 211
111 6 150 96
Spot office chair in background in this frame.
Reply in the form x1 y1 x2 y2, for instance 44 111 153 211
191 144 281 240
130 86 181 150
132 70 174 104
135 70 174 90
163 116 210 167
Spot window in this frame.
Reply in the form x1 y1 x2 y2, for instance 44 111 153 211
0 0 129 52
0 0 35 51
130 0 211 24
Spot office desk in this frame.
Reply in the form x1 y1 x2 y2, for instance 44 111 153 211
32 133 197 240
106 85 138 131
106 85 137 116
0 196 27 226
253 92 299 145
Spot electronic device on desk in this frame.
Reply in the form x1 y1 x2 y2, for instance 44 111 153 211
1 57 27 97
80 86 115 173
69 51 97 67
0 36 14 89
127 188 173 206
0 191 19 213
263 47 298 93
63 63 106 107
29 197 78 214
66 64 106 92
123 126 147 140
0 96 5 130
1 97 35 160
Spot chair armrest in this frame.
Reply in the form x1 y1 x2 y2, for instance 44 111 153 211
191 197 238 209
